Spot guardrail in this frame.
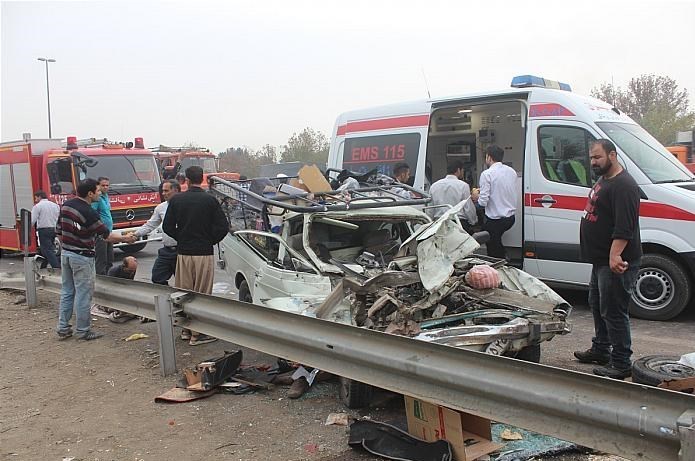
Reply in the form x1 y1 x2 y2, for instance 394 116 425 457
1 269 694 461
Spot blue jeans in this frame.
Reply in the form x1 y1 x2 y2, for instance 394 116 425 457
37 228 60 268
152 246 177 285
588 261 640 369
58 251 96 335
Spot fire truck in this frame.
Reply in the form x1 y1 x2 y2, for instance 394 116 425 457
0 135 162 255
154 146 239 189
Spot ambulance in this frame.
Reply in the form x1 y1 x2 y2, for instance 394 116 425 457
327 75 695 320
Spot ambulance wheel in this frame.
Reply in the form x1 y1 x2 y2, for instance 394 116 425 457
119 242 147 254
630 254 691 321
339 376 373 409
238 280 252 303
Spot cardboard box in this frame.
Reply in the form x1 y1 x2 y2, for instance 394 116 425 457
297 164 332 193
404 396 503 461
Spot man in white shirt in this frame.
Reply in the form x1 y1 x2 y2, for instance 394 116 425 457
473 145 517 259
428 160 477 232
31 190 61 268
128 179 181 285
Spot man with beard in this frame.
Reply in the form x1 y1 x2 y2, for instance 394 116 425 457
574 139 641 379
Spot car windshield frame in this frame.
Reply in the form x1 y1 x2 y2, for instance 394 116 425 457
596 121 694 184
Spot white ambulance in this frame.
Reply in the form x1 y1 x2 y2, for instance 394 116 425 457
327 75 695 321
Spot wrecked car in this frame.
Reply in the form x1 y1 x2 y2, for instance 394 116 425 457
210 175 571 407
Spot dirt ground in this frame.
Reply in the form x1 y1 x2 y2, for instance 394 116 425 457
0 288 649 461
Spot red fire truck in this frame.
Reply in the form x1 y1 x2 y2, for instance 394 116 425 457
154 146 239 189
0 135 162 255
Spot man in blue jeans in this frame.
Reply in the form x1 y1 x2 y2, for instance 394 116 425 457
55 179 136 341
31 190 61 269
574 139 642 379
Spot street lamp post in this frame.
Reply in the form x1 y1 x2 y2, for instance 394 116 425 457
37 57 56 138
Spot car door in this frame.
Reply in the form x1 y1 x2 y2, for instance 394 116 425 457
526 120 599 285
234 230 332 304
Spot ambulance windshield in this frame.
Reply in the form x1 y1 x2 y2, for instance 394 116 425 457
597 122 694 183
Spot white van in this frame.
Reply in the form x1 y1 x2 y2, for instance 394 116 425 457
327 75 695 321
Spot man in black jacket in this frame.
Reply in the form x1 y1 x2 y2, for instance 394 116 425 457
574 139 641 379
163 166 229 346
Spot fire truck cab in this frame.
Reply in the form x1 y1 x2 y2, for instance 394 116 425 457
0 135 162 255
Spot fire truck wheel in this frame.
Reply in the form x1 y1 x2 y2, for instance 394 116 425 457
119 242 147 255
630 254 691 321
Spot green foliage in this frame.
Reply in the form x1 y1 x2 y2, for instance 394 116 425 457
280 127 329 165
591 74 695 145
218 127 330 177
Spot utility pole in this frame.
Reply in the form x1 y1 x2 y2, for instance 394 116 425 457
37 57 56 138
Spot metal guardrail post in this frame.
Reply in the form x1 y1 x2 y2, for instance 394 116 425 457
154 294 177 376
22 257 38 307
679 410 695 461
20 209 37 308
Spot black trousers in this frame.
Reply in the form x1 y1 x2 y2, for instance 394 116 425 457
37 227 60 268
483 215 515 259
152 246 177 285
95 237 114 275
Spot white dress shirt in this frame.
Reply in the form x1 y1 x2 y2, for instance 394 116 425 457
428 175 477 224
134 201 177 247
478 162 517 219
31 199 60 229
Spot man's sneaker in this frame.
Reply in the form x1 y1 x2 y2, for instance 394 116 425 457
189 334 217 346
593 364 632 380
573 348 610 365
57 329 73 340
77 330 104 341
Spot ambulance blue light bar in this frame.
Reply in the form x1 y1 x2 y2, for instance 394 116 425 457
511 75 572 91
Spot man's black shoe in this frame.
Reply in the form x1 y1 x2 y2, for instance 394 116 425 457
573 348 610 365
593 364 632 380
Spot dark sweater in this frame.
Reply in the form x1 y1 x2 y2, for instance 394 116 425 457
162 187 228 255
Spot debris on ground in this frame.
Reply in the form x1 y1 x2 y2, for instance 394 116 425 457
491 423 577 460
325 413 349 426
348 419 452 461
500 428 523 441
124 333 149 342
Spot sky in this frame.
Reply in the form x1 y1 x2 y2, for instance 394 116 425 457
2 0 695 154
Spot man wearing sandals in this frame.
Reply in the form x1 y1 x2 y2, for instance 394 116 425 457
163 166 229 346
55 179 137 341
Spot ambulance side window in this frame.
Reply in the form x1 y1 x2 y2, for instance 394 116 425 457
342 133 421 178
538 126 595 187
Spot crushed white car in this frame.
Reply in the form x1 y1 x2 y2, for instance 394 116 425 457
210 175 571 406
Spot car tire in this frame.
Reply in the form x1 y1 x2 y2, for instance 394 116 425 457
630 254 692 321
632 355 695 387
339 376 373 409
512 344 541 363
119 242 147 255
238 280 252 303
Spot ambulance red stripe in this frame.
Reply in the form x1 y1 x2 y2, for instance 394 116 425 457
525 193 695 221
336 115 430 136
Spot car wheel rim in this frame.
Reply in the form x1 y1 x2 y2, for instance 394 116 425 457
633 268 674 311
647 358 695 377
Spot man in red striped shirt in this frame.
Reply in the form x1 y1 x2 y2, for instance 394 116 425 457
55 178 136 341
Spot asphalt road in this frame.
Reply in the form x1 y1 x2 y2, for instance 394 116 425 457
2 241 694 371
